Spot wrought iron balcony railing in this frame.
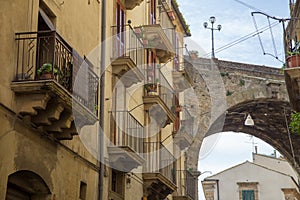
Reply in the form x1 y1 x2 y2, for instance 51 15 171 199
15 31 99 115
110 111 144 153
144 65 176 117
111 24 144 67
176 170 196 199
143 142 176 183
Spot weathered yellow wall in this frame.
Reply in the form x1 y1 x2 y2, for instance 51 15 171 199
0 0 191 198
0 0 101 198
0 0 101 109
0 106 99 199
41 0 100 55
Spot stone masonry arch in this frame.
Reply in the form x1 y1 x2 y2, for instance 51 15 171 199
206 99 299 171
182 57 299 173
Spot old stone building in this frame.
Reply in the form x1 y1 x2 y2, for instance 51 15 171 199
0 0 197 199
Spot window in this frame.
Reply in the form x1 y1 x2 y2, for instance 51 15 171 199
111 169 124 196
242 190 255 200
238 182 258 200
79 181 87 200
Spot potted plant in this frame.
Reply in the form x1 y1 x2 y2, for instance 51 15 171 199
144 83 157 94
286 51 300 68
37 63 58 79
290 111 300 135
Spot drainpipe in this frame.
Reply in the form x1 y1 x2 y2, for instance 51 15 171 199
98 0 106 199
216 179 220 200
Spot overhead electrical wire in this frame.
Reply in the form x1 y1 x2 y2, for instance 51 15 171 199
232 0 264 13
233 0 288 63
268 17 278 58
251 12 284 62
216 22 280 53
202 21 280 57
203 0 286 63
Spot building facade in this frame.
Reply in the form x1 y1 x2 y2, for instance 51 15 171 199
285 0 300 112
0 0 197 199
202 152 300 200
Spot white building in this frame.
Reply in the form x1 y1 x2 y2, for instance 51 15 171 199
202 152 300 200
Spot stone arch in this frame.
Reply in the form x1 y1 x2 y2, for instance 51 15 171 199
203 98 300 173
186 84 289 170
184 57 289 171
5 170 51 200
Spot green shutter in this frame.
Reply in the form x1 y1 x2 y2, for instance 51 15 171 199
242 190 255 200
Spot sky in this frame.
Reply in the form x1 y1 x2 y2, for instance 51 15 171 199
177 0 290 68
175 1 291 199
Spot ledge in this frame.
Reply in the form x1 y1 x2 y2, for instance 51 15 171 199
11 80 98 140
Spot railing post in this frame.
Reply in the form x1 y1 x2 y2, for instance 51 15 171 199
52 31 56 75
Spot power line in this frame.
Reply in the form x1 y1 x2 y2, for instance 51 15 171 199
202 21 280 57
216 22 279 53
251 12 290 63
232 0 264 13
201 1 288 63
231 0 285 62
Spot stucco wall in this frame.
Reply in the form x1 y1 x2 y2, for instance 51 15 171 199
0 105 99 199
253 153 299 181
205 162 297 200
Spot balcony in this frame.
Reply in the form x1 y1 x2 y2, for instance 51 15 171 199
124 0 144 10
135 25 174 63
174 108 194 150
174 170 197 200
143 67 176 127
111 25 144 87
143 142 177 200
134 1 176 64
172 64 193 92
12 31 99 140
284 66 300 111
108 111 144 172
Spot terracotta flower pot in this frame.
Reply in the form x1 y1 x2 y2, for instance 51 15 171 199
286 55 300 68
39 72 53 80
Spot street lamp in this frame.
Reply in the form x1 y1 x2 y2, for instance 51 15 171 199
203 16 222 58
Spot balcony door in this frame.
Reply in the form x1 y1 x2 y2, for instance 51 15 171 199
146 50 156 84
112 76 126 147
37 8 56 76
116 2 125 58
150 0 156 24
